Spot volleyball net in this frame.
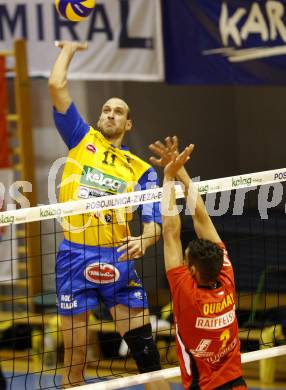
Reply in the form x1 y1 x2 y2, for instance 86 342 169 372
0 168 286 389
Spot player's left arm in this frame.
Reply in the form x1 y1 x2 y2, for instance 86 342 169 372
117 222 161 261
117 166 161 261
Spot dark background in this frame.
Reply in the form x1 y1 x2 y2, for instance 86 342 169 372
27 78 286 298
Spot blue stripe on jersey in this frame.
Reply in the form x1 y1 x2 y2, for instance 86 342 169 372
53 103 89 149
137 167 162 224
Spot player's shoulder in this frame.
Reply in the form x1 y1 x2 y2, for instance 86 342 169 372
167 265 195 290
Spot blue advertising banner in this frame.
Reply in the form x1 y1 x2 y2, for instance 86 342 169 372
163 0 286 84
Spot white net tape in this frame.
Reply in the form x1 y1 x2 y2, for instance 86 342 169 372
1 167 285 226
67 346 286 389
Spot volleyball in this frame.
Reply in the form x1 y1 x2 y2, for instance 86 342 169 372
55 0 96 22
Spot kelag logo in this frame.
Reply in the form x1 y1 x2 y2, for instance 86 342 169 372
198 184 209 194
232 176 252 188
0 214 14 224
40 207 62 218
81 166 127 194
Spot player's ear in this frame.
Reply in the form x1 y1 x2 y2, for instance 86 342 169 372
189 265 196 276
125 119 132 132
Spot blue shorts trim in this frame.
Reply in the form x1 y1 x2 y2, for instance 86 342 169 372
56 239 149 316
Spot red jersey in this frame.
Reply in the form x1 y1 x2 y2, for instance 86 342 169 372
167 243 243 390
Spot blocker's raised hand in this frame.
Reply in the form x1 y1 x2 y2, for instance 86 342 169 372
164 144 195 180
149 136 179 167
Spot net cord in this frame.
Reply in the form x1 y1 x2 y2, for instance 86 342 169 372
0 167 285 227
67 345 286 390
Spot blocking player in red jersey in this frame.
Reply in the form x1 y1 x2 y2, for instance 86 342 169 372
149 137 247 390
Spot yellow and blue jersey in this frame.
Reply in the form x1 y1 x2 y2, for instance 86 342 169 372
53 103 161 247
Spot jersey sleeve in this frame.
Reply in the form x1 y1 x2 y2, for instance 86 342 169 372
53 102 89 149
137 167 162 224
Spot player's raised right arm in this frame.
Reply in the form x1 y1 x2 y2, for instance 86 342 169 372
150 137 221 244
176 166 221 244
48 41 88 113
162 147 194 271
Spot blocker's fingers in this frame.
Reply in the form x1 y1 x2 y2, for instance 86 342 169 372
149 157 162 166
176 155 190 166
149 144 165 157
165 137 173 150
154 140 166 149
172 136 179 150
177 145 194 163
185 144 195 157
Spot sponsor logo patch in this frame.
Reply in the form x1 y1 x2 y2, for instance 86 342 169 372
128 280 142 288
84 263 120 284
104 214 112 223
231 176 262 188
203 293 234 315
81 166 127 194
195 308 236 330
0 215 15 224
133 291 144 300
78 186 107 199
60 294 78 310
195 339 212 352
86 144 97 153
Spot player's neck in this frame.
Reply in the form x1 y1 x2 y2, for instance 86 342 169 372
198 281 220 289
196 274 219 289
103 133 124 148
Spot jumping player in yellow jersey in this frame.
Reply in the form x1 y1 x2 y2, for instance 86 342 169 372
49 41 170 389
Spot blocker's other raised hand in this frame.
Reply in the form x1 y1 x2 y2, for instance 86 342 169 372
164 144 194 179
149 136 179 167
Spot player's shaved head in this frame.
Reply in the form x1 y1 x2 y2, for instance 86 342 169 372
103 98 131 119
98 97 132 145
